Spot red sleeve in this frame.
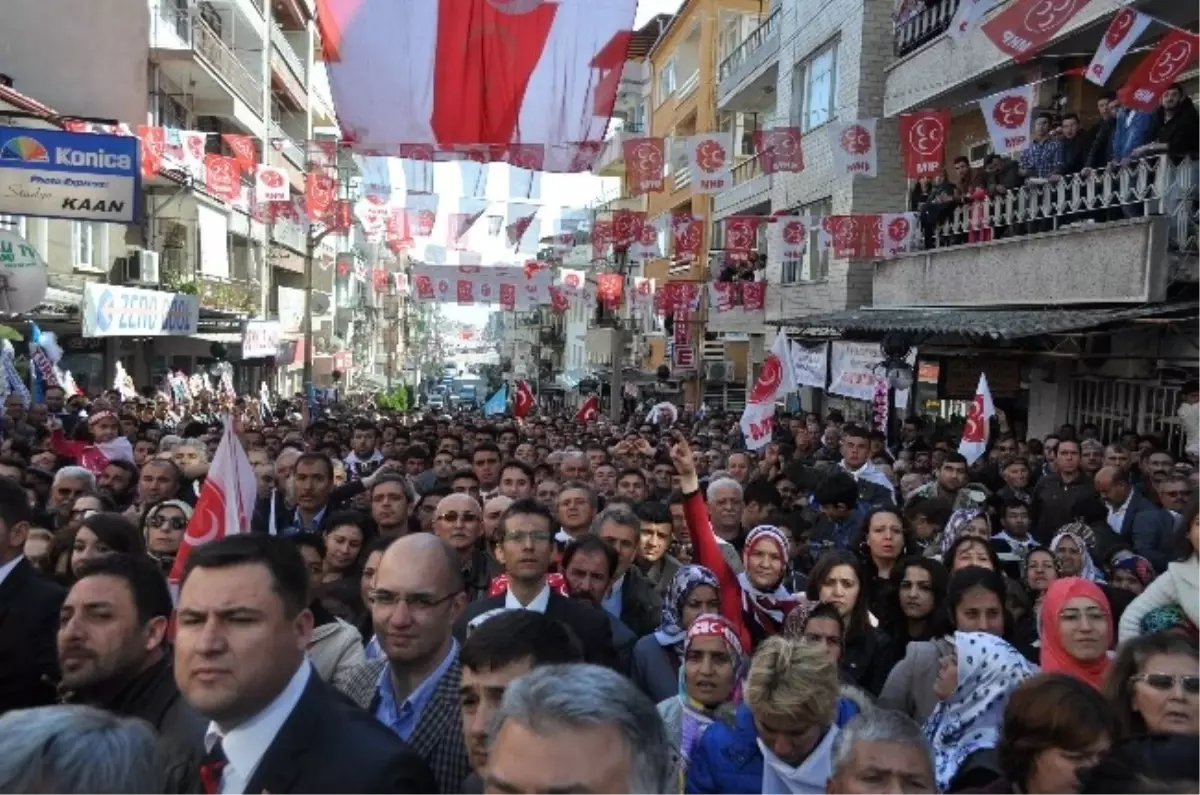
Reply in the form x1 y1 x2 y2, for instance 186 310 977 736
682 489 750 651
50 429 86 462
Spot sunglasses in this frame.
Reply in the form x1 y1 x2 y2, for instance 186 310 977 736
1132 673 1200 694
149 515 188 531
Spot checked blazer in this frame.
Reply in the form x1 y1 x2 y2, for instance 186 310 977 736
338 654 473 795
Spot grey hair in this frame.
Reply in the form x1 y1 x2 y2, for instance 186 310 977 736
589 504 642 537
706 476 743 501
157 434 182 452
0 705 161 793
489 664 673 794
176 438 209 461
559 480 598 510
53 466 96 492
1080 438 1104 453
829 709 933 781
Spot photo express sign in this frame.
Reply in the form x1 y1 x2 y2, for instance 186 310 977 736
82 283 198 338
0 125 140 224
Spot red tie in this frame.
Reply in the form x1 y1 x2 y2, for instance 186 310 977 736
200 739 227 795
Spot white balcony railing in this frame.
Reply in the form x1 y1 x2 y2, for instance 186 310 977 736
271 23 307 84
678 70 700 100
919 155 1196 254
717 9 781 83
673 164 693 191
159 6 264 115
271 121 306 170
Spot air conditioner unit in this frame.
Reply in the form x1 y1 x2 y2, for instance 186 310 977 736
705 360 734 383
124 249 160 285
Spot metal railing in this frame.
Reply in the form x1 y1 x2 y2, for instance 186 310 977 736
678 70 700 101
167 8 265 115
270 121 306 170
917 155 1197 253
894 0 961 58
718 9 781 82
271 23 307 84
732 153 763 185
673 164 693 191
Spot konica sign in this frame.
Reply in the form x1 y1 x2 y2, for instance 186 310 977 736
0 125 140 224
81 283 198 338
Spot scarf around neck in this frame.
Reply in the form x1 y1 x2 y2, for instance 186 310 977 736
739 525 797 633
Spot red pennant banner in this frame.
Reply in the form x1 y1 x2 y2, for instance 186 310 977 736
136 125 165 179
981 0 1093 63
500 282 517 311
753 128 804 174
305 172 337 220
671 213 702 263
710 282 735 313
591 219 613 261
611 210 645 249
507 144 546 171
221 133 258 170
1120 30 1200 112
724 216 761 261
898 110 950 179
824 215 883 259
596 272 623 310
622 137 666 194
741 281 766 311
204 154 241 202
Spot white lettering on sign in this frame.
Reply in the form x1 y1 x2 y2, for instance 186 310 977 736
54 147 133 171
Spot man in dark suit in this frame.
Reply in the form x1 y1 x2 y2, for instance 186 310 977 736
0 475 64 715
338 533 472 794
454 499 618 669
174 534 436 794
591 506 662 638
250 453 383 536
560 535 639 674
1096 466 1177 572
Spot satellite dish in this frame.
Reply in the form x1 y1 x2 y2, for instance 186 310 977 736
0 229 48 314
312 292 331 315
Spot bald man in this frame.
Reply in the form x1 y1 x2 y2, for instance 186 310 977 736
1095 465 1175 572
435 493 500 601
337 534 473 794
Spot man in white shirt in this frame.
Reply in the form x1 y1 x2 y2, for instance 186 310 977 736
174 534 435 794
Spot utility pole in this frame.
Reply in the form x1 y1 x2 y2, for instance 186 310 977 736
301 224 335 398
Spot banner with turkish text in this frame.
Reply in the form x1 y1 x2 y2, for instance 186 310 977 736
790 340 828 389
1086 9 1152 86
630 217 660 262
753 128 804 174
221 133 258 170
740 332 796 450
979 84 1034 155
881 212 919 256
1120 30 1200 112
596 272 623 310
899 110 950 178
709 282 735 313
824 215 882 259
411 263 553 310
740 281 765 311
136 125 165 179
947 0 1001 41
981 0 1093 63
623 137 666 194
406 192 440 236
306 171 338 220
611 210 645 249
829 119 878 178
686 133 733 193
591 218 612 261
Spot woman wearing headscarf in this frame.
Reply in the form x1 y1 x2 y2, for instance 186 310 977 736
932 508 991 559
630 564 722 702
1119 498 1200 642
1108 553 1156 596
922 631 1036 792
658 613 744 793
1039 577 1114 690
1050 524 1106 582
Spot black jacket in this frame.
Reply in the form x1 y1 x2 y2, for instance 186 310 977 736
251 480 366 535
463 549 502 603
618 567 662 638
1087 117 1117 168
454 591 619 670
0 558 65 715
223 671 438 794
1031 472 1098 545
1152 96 1200 163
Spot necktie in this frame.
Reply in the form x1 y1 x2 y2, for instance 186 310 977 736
199 738 227 795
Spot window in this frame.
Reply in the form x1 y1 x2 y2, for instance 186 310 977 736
0 214 26 239
791 41 838 132
780 197 832 284
73 222 106 270
967 140 992 167
657 58 676 106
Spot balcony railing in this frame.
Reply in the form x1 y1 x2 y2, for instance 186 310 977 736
271 121 306 170
271 23 307 83
718 9 781 82
678 70 700 100
917 155 1196 254
271 218 308 252
197 275 259 314
732 153 763 185
894 0 961 58
673 164 693 191
173 9 265 115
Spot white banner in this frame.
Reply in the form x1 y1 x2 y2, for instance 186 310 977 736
772 215 813 262
198 205 230 279
686 133 734 194
979 84 1034 156
1085 9 1152 86
242 320 281 359
828 119 878 178
828 341 886 401
790 340 828 389
947 0 1001 40
881 212 919 256
255 165 289 203
278 286 306 333
81 283 198 338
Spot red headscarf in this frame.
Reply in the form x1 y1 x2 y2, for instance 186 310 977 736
1039 577 1113 689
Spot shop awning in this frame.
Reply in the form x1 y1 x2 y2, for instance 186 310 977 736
782 302 1200 340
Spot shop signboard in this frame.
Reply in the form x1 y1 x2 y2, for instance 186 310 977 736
81 283 198 338
242 320 282 359
0 125 140 224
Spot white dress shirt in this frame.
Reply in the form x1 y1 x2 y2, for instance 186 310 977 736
0 554 24 589
204 660 312 795
504 582 551 613
1108 492 1133 535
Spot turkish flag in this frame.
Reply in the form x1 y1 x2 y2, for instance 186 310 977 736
958 373 995 464
898 110 950 179
1120 30 1200 112
514 380 534 417
204 154 242 202
222 133 258 170
575 394 599 423
981 0 1093 63
168 418 256 587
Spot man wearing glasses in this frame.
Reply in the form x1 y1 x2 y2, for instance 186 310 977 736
432 493 498 602
453 499 618 670
338 533 472 794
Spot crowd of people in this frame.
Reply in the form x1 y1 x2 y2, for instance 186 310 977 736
0 385 1197 794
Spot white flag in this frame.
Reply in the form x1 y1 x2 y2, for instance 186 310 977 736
958 373 995 465
740 332 797 450
1086 9 1151 86
828 119 878 178
686 133 734 194
881 212 919 256
255 165 289 202
772 215 813 261
947 0 1001 41
979 84 1035 156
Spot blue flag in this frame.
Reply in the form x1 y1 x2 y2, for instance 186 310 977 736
483 384 508 416
29 322 44 403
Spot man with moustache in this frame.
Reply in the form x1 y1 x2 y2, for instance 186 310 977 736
432 492 499 602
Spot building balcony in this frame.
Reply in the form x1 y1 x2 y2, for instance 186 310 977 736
673 164 693 191
197 274 259 314
707 289 766 334
873 156 1196 308
893 0 960 59
270 217 308 255
270 24 308 108
716 9 780 113
713 153 771 218
677 70 700 101
592 123 647 177
152 7 265 119
270 121 307 172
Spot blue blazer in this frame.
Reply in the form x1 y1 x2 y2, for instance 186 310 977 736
1111 110 1155 162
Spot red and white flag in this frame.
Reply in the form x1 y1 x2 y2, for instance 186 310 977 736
724 216 761 262
316 0 636 171
979 84 1034 156
204 154 241 203
221 133 258 170
981 0 1093 63
740 332 796 450
829 119 878 177
671 213 703 262
306 171 338 220
753 128 804 174
958 373 995 464
514 380 535 418
631 276 656 308
881 212 919 256
407 193 440 236
255 165 289 202
575 394 600 423
168 417 257 588
612 209 645 249
1120 30 1200 112
709 282 735 313
740 281 765 311
560 268 586 293
947 0 1000 41
1086 9 1152 86
898 110 950 179
686 133 733 193
447 197 490 250
623 137 665 194
596 272 623 310
772 215 812 262
630 217 660 262
136 125 166 179
506 202 540 249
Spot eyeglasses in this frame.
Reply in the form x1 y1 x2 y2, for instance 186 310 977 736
503 530 553 545
370 589 462 610
437 511 479 523
1131 673 1200 694
149 514 188 530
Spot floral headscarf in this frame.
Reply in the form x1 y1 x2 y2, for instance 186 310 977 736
939 508 987 556
1050 528 1106 583
1110 554 1156 588
676 614 744 793
923 632 1036 792
737 525 798 633
655 565 721 652
1140 604 1200 640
